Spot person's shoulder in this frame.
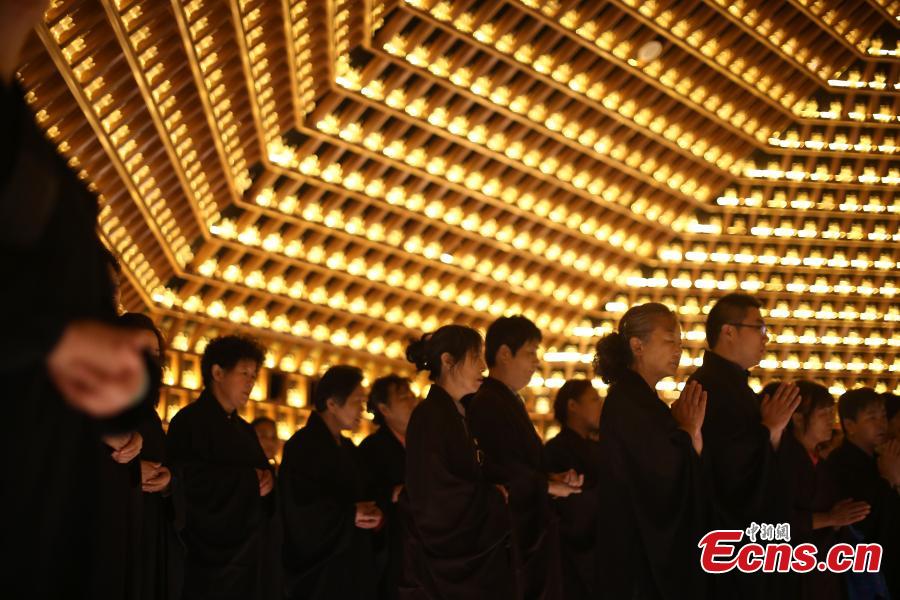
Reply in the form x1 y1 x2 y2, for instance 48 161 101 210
281 422 317 463
407 396 449 436
603 381 637 412
411 395 443 421
823 442 855 468
168 398 203 426
359 428 386 453
469 379 513 411
544 431 566 453
288 419 319 444
475 377 510 398
233 413 255 430
688 365 733 404
688 362 713 384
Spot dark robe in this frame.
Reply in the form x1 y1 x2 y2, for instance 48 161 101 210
778 431 845 600
279 410 377 600
467 377 562 600
0 80 142 599
598 368 708 600
543 428 604 600
137 400 184 600
690 350 788 599
258 488 284 600
94 355 164 600
401 383 516 600
93 436 144 600
826 441 900 599
360 425 407 600
166 388 273 600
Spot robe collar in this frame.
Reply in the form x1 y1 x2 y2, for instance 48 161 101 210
429 383 468 417
557 426 592 447
481 376 523 403
701 349 751 383
198 387 237 419
840 438 877 462
305 409 346 447
374 423 406 452
615 367 658 397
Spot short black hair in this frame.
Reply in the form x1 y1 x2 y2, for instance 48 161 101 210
553 379 593 426
705 293 762 349
368 375 410 427
484 315 542 368
793 381 835 431
837 387 883 432
251 416 276 429
117 312 165 356
200 335 265 388
312 365 364 412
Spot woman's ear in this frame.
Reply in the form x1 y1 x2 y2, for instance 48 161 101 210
790 411 804 432
440 351 455 372
628 336 643 357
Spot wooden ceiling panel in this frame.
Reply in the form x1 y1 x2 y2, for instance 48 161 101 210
13 0 898 396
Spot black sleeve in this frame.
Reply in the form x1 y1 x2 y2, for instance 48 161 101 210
467 395 547 502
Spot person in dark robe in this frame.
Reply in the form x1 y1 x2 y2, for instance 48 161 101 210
253 416 281 470
543 379 604 600
250 415 284 600
88 254 148 600
826 388 900 599
166 335 274 600
118 312 185 600
360 375 420 600
94 397 145 600
1 4 153 597
467 316 581 600
762 380 870 600
688 293 799 600
280 365 383 600
402 325 517 599
593 302 708 600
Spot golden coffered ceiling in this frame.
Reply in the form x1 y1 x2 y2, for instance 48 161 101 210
16 0 900 400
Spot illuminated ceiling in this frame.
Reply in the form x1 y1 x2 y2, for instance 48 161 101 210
18 0 900 397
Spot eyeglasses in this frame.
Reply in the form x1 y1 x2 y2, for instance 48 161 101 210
727 323 769 336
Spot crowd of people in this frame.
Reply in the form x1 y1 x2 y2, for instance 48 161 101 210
2 2 900 599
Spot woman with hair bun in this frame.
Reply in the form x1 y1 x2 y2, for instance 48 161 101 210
400 325 516 599
594 303 709 600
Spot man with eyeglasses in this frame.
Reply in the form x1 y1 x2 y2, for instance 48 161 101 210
689 293 800 600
